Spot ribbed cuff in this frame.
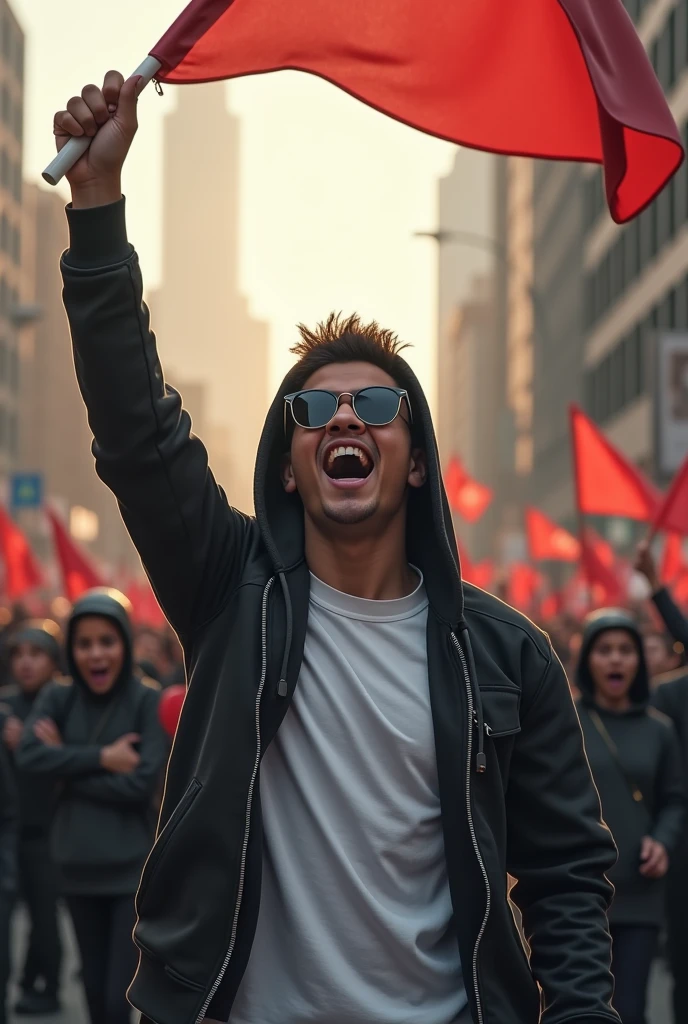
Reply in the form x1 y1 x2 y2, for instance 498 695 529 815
64 196 131 269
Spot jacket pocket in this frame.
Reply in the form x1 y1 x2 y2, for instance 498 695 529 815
481 687 521 738
135 778 202 911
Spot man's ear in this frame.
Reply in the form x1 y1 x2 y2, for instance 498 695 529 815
408 447 427 489
281 452 297 494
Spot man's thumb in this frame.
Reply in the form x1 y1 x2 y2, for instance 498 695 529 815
117 75 143 122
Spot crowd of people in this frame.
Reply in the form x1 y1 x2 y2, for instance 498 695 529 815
0 589 181 1023
0 541 683 1022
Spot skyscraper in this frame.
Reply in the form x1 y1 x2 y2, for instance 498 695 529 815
150 82 269 513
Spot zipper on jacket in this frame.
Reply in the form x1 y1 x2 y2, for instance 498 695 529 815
451 632 490 1024
195 577 274 1023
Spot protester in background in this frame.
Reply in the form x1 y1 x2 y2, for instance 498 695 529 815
643 629 683 682
0 739 16 1024
576 609 684 1024
635 540 688 661
17 590 167 1024
0 622 63 1016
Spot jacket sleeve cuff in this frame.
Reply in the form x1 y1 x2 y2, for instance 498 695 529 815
64 197 132 270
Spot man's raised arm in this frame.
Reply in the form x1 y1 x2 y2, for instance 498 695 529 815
56 71 252 640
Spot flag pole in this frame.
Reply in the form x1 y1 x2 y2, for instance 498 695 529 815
42 56 162 187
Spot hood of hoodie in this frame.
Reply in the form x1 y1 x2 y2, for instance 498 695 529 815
66 588 134 699
253 355 465 629
576 608 649 707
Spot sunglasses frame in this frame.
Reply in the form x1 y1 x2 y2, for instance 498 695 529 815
283 387 413 435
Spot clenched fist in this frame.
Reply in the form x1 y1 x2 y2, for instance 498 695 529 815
53 71 143 208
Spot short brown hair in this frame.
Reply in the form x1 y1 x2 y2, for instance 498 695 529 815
290 312 411 389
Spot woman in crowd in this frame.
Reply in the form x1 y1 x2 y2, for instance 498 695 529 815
17 590 167 1024
576 609 684 1024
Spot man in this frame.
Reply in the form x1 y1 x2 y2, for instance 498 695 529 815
0 622 63 1016
54 72 619 1024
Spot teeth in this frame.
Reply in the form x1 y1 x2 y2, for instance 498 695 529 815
327 445 370 466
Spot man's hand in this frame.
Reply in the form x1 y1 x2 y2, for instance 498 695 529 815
100 733 141 774
639 836 669 878
53 71 142 209
33 718 63 748
2 716 22 752
634 540 659 593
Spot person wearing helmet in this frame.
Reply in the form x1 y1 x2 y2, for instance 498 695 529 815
17 590 167 1024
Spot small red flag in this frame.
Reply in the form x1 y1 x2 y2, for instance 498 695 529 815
150 0 682 222
539 592 564 621
580 528 629 607
445 458 493 524
570 405 661 522
0 507 42 600
127 579 167 629
660 533 686 587
653 454 688 537
458 541 493 590
507 563 542 612
526 507 580 562
47 509 105 602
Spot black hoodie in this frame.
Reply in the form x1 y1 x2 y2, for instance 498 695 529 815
576 610 685 926
16 591 167 896
60 198 619 1024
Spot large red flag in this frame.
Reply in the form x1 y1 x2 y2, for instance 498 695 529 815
47 509 105 602
653 454 688 537
526 507 580 562
150 0 682 223
570 405 661 522
445 458 493 524
0 507 42 600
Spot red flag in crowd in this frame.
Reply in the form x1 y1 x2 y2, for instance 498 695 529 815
526 507 580 562
570 405 661 522
47 508 105 602
580 528 629 607
660 533 686 586
653 453 688 537
507 563 542 612
150 0 682 222
458 541 494 590
127 578 167 628
0 506 42 600
445 458 493 524
539 591 564 621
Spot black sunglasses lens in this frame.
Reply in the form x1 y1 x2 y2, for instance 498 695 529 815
354 387 400 426
291 390 338 428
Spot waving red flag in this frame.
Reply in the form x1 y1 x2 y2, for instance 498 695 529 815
0 507 42 600
47 509 105 602
457 541 493 590
570 405 661 522
526 507 580 562
445 458 493 524
507 563 542 612
127 579 167 628
660 533 686 587
653 454 688 537
580 528 629 607
150 0 681 223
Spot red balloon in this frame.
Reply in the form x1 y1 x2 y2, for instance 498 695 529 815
158 685 186 738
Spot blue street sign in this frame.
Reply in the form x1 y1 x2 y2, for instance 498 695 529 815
10 473 44 510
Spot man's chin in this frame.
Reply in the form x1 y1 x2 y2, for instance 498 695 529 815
321 497 379 526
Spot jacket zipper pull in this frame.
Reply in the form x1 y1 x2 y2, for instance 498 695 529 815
278 678 288 698
472 712 487 773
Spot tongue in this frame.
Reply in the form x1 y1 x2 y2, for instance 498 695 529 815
327 454 368 480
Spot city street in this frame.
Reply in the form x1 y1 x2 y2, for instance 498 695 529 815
4 904 675 1024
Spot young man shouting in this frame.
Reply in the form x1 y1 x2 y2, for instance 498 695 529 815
54 72 619 1024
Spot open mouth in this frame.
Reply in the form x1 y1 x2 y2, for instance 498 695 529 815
324 445 374 482
89 668 111 685
606 672 625 685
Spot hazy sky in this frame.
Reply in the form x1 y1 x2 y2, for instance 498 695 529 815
16 0 457 404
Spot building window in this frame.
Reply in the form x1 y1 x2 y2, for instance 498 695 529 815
13 226 19 265
625 328 642 402
610 341 626 416
9 348 18 392
13 162 20 202
14 100 21 142
597 356 611 422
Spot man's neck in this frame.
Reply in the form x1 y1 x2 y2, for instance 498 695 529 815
305 516 417 601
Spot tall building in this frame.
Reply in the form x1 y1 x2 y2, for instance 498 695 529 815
19 184 136 571
583 0 688 493
150 83 269 513
0 2 23 491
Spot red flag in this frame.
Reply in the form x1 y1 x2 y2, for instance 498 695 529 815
47 508 105 602
507 563 542 612
458 542 494 590
580 528 629 606
526 507 580 562
675 569 688 609
660 533 686 587
445 458 493 524
151 0 682 223
539 592 564 621
570 405 661 522
0 507 42 600
653 454 688 537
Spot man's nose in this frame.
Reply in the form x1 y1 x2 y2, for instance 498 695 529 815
325 398 364 433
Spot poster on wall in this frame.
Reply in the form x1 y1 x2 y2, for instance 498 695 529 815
656 332 688 476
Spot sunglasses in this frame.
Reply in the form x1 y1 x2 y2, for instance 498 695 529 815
284 387 412 433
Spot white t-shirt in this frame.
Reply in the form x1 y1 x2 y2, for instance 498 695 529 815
229 570 467 1024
